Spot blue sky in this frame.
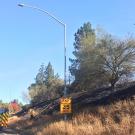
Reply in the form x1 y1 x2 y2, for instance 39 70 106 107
0 0 135 104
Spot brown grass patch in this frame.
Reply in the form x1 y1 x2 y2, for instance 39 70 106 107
9 99 135 135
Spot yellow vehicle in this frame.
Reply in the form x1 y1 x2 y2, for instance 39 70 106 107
0 108 9 130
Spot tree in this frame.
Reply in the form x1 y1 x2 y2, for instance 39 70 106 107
70 22 135 92
44 62 55 87
28 62 63 103
28 83 47 102
0 100 9 108
22 91 31 104
70 22 104 90
97 34 135 88
35 64 46 84
8 99 21 113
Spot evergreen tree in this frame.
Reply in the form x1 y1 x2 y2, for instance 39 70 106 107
44 62 54 87
35 64 46 84
70 22 102 90
28 62 63 103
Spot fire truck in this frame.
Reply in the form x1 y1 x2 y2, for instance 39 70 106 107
0 108 9 130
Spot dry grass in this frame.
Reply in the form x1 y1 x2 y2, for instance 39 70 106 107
9 99 135 135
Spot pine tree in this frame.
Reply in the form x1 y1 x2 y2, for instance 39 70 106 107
35 64 46 84
70 22 99 90
44 62 54 87
28 62 63 103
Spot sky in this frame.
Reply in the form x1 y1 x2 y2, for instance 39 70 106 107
0 0 135 104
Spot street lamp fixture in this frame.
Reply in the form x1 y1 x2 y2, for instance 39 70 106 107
18 4 67 99
18 4 25 7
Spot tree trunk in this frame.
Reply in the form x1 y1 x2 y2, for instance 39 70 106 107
111 81 115 91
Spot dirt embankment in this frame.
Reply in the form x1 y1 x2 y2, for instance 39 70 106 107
7 84 135 135
7 98 135 135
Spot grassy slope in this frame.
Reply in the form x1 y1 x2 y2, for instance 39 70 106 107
10 98 135 135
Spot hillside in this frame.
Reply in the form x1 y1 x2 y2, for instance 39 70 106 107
5 83 135 135
37 99 135 135
8 98 135 135
16 83 135 117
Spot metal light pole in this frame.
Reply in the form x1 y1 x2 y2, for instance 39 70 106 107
18 3 67 119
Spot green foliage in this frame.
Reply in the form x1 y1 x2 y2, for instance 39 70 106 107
44 62 55 87
28 62 63 103
97 34 135 88
70 22 103 90
70 22 135 91
0 100 9 108
35 64 46 84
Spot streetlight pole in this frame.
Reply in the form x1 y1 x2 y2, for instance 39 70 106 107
18 3 67 119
